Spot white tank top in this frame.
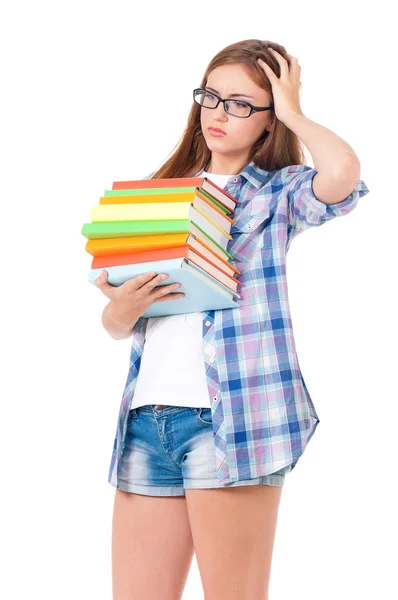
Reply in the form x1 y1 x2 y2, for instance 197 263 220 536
131 170 233 409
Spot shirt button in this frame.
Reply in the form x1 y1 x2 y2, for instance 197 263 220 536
233 177 238 182
205 321 211 326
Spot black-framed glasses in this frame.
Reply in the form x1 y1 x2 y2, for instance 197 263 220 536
193 88 274 118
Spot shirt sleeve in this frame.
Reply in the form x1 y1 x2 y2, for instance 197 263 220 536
135 316 147 329
287 167 370 236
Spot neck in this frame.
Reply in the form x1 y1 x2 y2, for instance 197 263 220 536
205 155 250 175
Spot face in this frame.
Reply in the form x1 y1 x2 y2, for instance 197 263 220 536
200 63 274 174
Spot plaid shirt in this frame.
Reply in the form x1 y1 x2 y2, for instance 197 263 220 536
108 160 370 485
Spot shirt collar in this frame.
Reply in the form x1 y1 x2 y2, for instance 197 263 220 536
239 160 270 190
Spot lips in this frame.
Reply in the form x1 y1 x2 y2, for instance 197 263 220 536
208 127 226 135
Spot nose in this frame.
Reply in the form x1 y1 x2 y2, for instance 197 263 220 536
214 100 228 119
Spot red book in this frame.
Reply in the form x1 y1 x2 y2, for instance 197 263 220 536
91 245 241 294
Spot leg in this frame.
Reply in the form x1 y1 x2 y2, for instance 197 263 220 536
112 489 195 600
185 484 283 600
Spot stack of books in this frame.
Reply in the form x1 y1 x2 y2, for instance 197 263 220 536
81 176 242 317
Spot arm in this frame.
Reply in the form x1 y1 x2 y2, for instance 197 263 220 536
101 301 139 341
283 111 362 205
283 113 369 237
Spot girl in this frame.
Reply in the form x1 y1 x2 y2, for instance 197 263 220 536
95 39 369 600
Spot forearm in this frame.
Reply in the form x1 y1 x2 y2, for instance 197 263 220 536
101 301 137 340
283 111 360 178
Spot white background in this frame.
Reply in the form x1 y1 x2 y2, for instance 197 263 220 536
1 0 397 598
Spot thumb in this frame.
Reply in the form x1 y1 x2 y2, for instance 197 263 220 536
94 270 115 297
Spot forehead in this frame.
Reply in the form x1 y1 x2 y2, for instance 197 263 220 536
206 64 266 99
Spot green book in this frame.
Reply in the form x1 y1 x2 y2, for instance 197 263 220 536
81 219 233 261
81 219 191 239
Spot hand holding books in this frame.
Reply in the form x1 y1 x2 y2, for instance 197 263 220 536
82 175 242 317
95 270 185 331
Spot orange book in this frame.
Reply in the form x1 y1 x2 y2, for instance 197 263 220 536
85 233 191 257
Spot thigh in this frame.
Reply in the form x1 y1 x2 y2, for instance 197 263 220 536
112 489 195 600
185 484 283 600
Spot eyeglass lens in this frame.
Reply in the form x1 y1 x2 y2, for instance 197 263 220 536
194 90 251 118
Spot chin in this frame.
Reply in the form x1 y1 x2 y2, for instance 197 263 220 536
205 133 227 147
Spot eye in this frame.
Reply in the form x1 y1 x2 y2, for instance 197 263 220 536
230 100 249 107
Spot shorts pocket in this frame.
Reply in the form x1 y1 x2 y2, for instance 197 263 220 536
128 408 139 421
197 407 213 425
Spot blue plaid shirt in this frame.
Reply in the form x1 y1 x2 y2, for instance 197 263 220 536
108 160 370 485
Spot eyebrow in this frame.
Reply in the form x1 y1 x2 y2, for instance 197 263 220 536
205 85 254 99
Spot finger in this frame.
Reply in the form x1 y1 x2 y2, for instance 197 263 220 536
153 292 185 303
284 53 301 76
94 270 116 298
125 270 158 291
150 280 182 301
94 269 108 287
143 272 172 292
155 281 182 296
288 55 301 74
257 58 277 81
268 48 289 79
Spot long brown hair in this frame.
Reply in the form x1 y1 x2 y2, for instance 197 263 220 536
151 39 306 179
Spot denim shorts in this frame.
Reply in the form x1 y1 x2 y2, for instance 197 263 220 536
117 404 292 496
